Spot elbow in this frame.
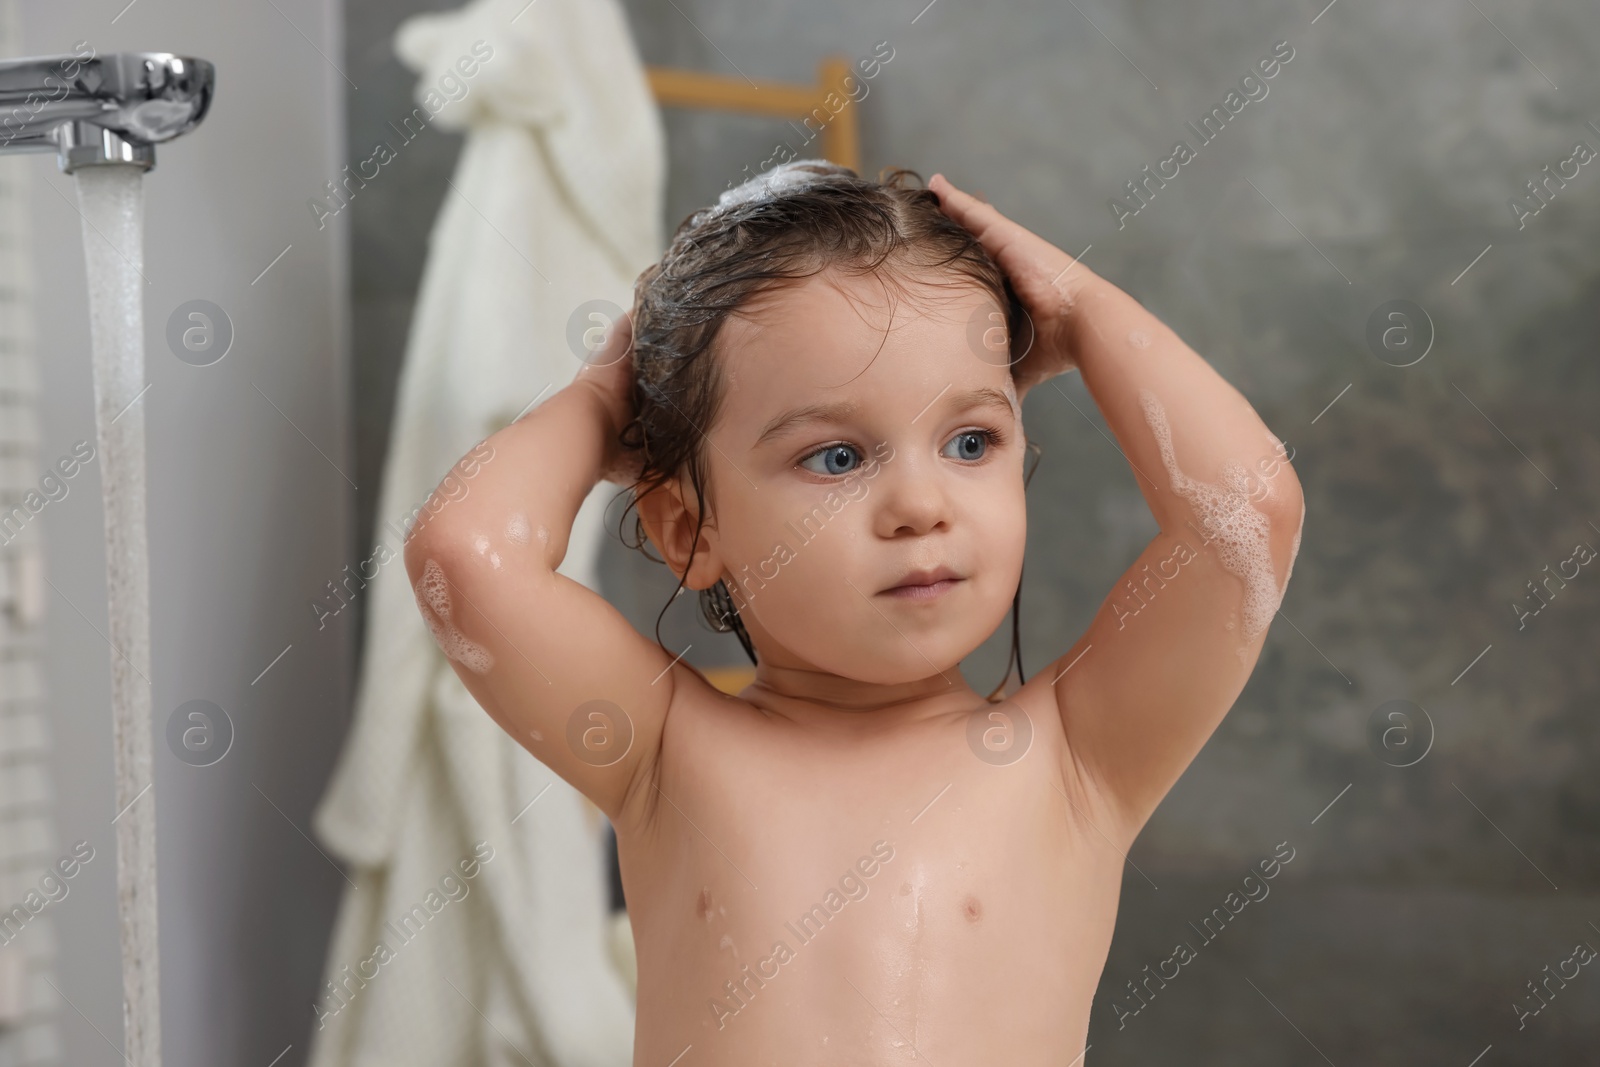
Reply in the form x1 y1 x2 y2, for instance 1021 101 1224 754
1254 444 1303 523
401 525 431 589
1267 467 1304 524
402 518 483 636
402 530 439 599
401 497 466 588
1262 470 1305 575
401 455 494 579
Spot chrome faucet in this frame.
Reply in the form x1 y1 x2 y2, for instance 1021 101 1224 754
0 51 214 171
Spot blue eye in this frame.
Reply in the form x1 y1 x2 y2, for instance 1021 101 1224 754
799 443 862 476
942 431 990 462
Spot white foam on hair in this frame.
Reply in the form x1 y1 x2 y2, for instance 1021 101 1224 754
712 159 845 213
1139 389 1282 640
413 558 495 674
506 514 531 545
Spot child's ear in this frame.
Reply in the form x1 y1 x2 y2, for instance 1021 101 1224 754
636 475 725 590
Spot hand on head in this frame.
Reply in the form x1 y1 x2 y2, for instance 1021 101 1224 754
928 173 1092 401
572 311 645 486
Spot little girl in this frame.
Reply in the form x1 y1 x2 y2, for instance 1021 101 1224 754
405 160 1303 1064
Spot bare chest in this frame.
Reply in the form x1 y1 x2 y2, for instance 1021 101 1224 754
617 691 1126 1064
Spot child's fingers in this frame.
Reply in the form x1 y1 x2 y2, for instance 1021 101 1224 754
573 309 637 436
929 173 1029 249
929 174 1055 262
929 174 1078 310
591 309 634 368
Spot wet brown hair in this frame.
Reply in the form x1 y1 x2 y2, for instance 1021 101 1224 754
615 160 1038 696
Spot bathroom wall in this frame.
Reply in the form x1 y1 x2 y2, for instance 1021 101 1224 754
21 2 351 1066
341 0 1600 1064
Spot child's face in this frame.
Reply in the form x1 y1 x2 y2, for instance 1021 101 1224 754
691 267 1028 687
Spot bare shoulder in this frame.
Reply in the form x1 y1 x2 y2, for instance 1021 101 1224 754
1014 650 1138 845
611 662 758 836
1032 497 1303 843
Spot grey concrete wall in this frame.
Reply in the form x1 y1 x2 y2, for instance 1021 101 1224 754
22 1 351 1065
338 1 1600 1064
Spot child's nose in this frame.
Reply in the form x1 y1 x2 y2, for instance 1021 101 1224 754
872 460 950 538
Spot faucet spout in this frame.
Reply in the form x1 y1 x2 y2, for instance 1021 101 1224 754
0 51 215 172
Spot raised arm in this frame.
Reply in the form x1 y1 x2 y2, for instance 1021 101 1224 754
1046 271 1303 832
401 313 674 824
929 175 1304 837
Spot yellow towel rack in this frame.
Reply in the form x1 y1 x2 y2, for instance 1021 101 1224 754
646 55 861 173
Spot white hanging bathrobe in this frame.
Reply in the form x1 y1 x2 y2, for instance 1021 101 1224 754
307 1 663 1064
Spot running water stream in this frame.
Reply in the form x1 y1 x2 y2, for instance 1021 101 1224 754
73 162 160 1067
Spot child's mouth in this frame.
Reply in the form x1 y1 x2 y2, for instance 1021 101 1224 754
881 567 964 599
